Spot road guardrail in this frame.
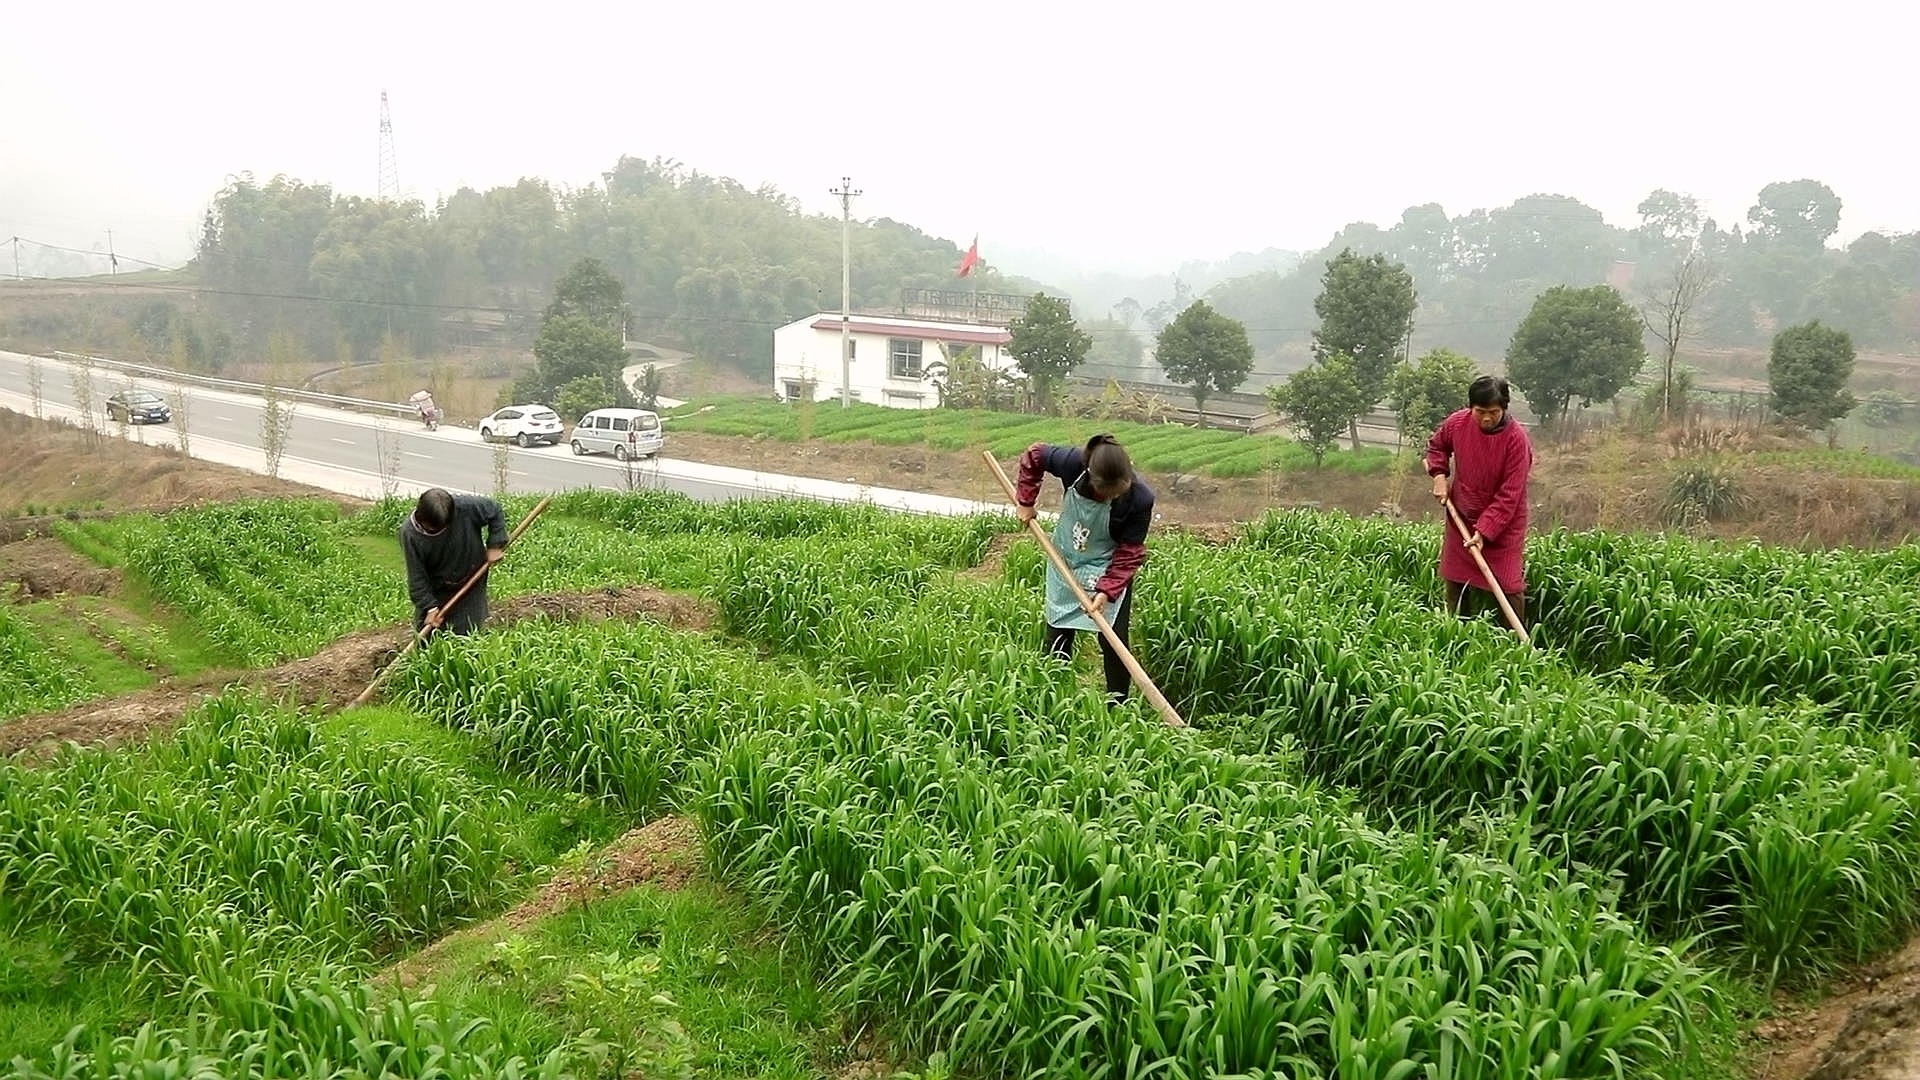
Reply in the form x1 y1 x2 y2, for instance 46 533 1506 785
49 351 420 420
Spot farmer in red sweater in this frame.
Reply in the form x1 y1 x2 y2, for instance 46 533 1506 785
1426 375 1534 623
1014 433 1155 705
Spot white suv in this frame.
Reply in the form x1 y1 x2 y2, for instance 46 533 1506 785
478 404 564 447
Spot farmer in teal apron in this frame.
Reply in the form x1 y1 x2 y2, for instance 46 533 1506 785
1014 433 1157 704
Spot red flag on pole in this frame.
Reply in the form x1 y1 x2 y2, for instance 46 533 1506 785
956 235 979 278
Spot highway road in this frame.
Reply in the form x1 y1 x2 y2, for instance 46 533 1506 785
0 350 998 516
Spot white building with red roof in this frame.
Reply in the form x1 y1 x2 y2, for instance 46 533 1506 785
771 311 1020 410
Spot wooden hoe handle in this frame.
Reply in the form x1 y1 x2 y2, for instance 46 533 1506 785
1443 497 1530 643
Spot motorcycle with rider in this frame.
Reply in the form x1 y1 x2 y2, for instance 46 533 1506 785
409 389 440 431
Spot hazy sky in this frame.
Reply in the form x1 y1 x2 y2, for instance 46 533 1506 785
3 0 1913 276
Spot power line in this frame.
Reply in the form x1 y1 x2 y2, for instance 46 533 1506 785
0 258 1547 336
10 237 185 273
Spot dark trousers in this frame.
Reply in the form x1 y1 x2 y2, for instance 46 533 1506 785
1444 580 1526 626
1044 588 1134 701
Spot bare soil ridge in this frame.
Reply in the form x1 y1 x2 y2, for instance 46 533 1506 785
0 586 717 763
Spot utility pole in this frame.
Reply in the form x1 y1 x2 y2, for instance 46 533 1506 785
829 176 861 407
10 236 19 280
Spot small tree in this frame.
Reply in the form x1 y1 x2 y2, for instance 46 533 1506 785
260 387 293 478
545 257 628 332
1155 301 1255 415
372 420 402 500
111 376 135 440
167 387 192 454
1506 284 1647 427
521 315 632 406
69 354 97 437
26 354 44 419
1768 320 1857 434
1640 250 1718 424
1312 249 1418 450
1385 348 1477 446
260 332 300 479
1268 355 1368 467
1857 389 1908 428
553 374 623 422
637 363 662 409
926 345 1026 411
1008 294 1091 414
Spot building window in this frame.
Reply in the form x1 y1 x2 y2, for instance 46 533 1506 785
781 379 815 402
888 338 923 379
884 390 925 407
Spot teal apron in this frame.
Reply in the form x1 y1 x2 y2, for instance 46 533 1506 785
1045 472 1124 632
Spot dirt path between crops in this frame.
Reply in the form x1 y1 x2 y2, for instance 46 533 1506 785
0 585 718 763
380 814 705 991
1752 938 1920 1079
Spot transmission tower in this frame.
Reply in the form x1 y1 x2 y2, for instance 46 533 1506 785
377 91 401 201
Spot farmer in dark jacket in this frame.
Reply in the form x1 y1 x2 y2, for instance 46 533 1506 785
1013 433 1155 704
400 488 508 635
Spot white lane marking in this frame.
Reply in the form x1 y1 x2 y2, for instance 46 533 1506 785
331 437 356 445
403 451 433 459
215 415 237 422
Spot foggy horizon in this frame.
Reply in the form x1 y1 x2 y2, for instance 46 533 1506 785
4 0 1915 278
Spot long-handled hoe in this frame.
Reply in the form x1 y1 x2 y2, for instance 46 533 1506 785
982 451 1186 728
350 496 553 708
1442 496 1531 644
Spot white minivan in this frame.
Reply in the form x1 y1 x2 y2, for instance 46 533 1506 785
571 407 665 460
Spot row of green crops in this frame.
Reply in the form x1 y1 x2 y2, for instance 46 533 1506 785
698 507 1920 982
345 491 1008 573
114 501 406 666
660 397 1396 476
19 486 1909 1074
0 603 92 718
390 616 815 816
1137 527 1920 982
1528 529 1920 730
39 487 1914 986
0 690 508 1008
12 979 583 1080
388 619 1706 1079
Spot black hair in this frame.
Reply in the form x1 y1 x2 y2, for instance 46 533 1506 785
1084 433 1132 493
415 488 454 530
1468 375 1511 408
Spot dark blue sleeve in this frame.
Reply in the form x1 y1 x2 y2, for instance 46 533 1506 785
1111 480 1154 545
1041 445 1086 488
1016 444 1089 504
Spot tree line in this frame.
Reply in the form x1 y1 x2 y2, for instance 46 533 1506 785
189 157 1043 370
997 246 1861 467
168 160 1902 451
1200 181 1918 359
